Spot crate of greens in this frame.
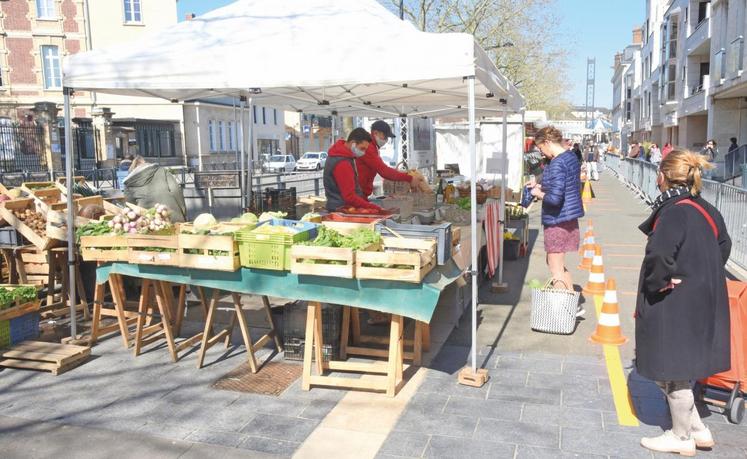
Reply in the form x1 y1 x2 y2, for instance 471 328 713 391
236 217 317 271
77 219 128 263
356 237 436 283
179 213 256 272
0 284 40 321
291 226 381 278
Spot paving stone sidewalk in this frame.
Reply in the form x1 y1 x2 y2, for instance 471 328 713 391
375 173 747 458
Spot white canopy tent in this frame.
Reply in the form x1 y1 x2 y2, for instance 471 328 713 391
62 0 524 378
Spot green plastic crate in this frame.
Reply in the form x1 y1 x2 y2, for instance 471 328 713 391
236 219 317 271
0 320 10 348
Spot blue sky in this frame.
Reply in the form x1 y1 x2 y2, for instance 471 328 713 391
559 0 645 108
176 0 645 109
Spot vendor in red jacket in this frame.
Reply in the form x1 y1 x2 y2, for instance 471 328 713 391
356 120 425 197
323 128 383 212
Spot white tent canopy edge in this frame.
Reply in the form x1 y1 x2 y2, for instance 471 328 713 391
61 0 525 376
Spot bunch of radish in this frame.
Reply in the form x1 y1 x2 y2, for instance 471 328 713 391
109 204 172 235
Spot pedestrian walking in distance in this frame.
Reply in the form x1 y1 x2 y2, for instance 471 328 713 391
528 126 585 313
635 150 732 457
649 143 662 166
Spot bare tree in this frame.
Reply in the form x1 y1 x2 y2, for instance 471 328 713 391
384 0 571 112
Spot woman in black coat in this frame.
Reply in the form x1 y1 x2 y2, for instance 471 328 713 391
636 150 731 456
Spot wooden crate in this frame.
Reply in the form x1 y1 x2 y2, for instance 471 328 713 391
356 237 436 283
127 233 179 266
15 247 50 286
0 341 90 375
80 234 128 262
54 176 87 195
0 300 41 321
0 199 60 250
178 224 242 272
21 182 62 207
290 243 379 279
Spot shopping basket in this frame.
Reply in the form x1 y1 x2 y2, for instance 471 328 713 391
530 279 579 335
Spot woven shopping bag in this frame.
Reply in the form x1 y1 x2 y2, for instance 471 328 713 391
530 279 580 334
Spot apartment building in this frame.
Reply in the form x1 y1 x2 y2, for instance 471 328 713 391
615 0 747 163
0 0 185 168
183 100 286 170
610 31 643 153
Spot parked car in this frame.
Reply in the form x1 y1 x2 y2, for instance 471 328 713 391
296 152 327 171
264 155 296 173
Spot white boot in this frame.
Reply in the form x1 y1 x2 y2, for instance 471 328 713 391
691 427 714 448
691 405 714 448
640 430 696 456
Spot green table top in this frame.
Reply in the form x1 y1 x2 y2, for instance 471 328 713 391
96 260 464 323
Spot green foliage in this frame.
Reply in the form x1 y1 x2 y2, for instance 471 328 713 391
0 286 38 310
75 220 112 243
305 227 382 250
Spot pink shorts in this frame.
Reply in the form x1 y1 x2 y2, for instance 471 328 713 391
543 219 580 254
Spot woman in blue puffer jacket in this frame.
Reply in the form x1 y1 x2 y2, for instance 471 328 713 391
530 127 585 300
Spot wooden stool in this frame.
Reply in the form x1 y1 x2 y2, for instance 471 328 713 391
89 273 140 348
339 307 429 366
302 301 405 396
131 279 193 362
197 290 283 372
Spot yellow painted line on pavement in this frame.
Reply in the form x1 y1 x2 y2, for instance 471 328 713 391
594 295 639 427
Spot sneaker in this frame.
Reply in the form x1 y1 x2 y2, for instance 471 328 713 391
640 431 696 457
576 306 586 317
692 427 715 449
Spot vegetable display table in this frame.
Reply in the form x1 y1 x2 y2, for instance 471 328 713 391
96 260 464 395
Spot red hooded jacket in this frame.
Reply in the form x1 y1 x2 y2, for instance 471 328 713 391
326 140 382 211
355 140 412 198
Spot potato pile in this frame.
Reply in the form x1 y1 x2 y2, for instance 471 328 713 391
13 208 47 237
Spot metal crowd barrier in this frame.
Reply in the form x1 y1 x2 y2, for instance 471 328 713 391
604 153 747 271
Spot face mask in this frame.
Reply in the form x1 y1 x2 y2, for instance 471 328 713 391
351 144 365 158
376 136 387 148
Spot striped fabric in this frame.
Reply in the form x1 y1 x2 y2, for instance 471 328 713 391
485 202 501 277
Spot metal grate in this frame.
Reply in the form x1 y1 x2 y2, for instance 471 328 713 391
211 361 302 396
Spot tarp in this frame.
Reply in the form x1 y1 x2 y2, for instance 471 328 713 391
435 120 524 191
96 260 465 323
62 0 524 117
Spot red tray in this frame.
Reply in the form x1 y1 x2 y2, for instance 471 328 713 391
324 212 386 224
334 206 396 218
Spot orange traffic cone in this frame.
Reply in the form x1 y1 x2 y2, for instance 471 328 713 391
578 229 596 257
582 246 605 295
582 179 593 211
578 242 596 270
590 278 628 346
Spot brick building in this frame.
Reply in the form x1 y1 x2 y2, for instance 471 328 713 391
0 0 183 171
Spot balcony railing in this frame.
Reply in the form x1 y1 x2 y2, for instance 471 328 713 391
727 36 744 78
714 48 726 84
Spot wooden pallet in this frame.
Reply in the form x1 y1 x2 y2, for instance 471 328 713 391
356 237 436 283
0 341 90 375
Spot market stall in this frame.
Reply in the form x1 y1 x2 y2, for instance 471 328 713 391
53 0 524 391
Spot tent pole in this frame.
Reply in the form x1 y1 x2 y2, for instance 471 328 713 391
467 76 477 373
498 101 508 286
239 96 246 209
63 88 77 339
247 98 254 206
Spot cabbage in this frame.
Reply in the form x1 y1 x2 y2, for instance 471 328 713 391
259 211 286 222
239 212 258 224
193 213 218 231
